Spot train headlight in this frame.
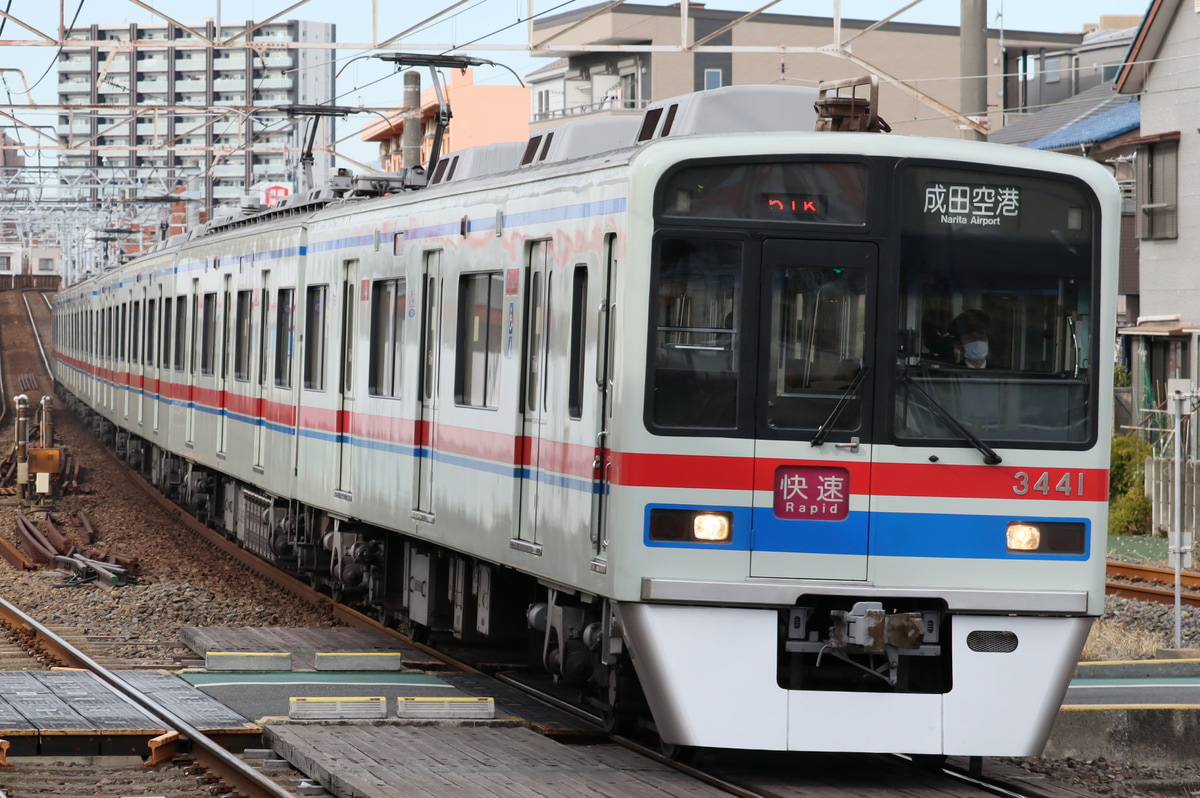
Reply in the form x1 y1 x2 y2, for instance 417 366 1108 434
1006 522 1041 551
649 509 734 544
693 513 731 542
1005 521 1086 554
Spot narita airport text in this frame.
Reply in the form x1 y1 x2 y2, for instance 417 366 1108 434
940 213 1003 226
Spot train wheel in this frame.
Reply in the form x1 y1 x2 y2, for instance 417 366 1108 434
659 742 697 764
909 754 947 770
600 702 635 735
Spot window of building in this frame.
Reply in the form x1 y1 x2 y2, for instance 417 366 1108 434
1136 139 1179 240
1043 56 1062 84
303 284 327 390
0 255 10 271
704 69 723 91
38 258 54 272
455 272 503 408
368 279 406 398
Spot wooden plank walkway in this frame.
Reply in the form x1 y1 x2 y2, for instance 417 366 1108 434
266 723 729 798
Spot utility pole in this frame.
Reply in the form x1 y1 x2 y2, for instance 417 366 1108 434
960 0 987 141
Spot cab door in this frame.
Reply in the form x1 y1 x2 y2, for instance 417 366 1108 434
750 239 877 581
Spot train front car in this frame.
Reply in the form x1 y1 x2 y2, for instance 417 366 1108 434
612 132 1117 756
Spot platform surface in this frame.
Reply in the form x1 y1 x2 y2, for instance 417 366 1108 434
266 722 729 798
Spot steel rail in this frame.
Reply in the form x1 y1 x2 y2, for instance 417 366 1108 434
20 292 53 379
0 295 7 428
1107 560 1200 591
0 593 295 798
1106 581 1200 607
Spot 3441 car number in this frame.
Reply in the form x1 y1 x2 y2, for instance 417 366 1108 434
1012 471 1085 497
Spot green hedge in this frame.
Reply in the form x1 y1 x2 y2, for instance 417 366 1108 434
1109 433 1153 536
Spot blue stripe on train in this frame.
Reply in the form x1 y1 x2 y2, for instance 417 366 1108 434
644 505 1091 561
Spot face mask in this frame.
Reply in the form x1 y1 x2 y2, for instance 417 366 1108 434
963 341 989 363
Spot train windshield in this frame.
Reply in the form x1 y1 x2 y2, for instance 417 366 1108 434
648 158 1099 450
893 166 1096 445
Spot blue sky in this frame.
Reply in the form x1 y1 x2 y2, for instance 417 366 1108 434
3 0 1152 169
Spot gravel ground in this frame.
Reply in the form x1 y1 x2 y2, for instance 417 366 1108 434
0 394 337 665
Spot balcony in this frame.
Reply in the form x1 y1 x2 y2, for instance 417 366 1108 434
260 53 293 69
252 77 292 90
531 97 648 124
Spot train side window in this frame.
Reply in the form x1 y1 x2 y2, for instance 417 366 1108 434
119 304 127 362
146 299 156 367
568 264 588 419
525 270 543 413
162 298 173 370
368 278 406 398
175 295 187 372
258 277 271 386
649 238 741 430
275 288 295 389
190 290 199 376
455 272 504 408
304 284 328 391
221 290 232 379
234 290 253 381
131 301 140 362
201 292 217 376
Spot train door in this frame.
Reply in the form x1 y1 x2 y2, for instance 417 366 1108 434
592 235 616 559
151 287 161 432
517 241 551 546
186 281 199 443
336 260 356 496
413 251 442 521
254 270 270 467
218 275 231 454
749 239 877 581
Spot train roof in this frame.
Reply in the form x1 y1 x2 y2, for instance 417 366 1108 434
170 84 825 243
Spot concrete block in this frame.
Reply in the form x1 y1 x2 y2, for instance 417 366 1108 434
313 652 403 671
205 652 292 671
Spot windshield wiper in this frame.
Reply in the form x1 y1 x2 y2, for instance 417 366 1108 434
811 366 869 447
901 372 1002 465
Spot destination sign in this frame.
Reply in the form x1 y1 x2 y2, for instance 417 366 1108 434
923 183 1020 227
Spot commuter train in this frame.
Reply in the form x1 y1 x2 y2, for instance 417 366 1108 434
52 82 1118 757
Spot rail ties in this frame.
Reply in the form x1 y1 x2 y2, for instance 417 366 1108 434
18 375 39 392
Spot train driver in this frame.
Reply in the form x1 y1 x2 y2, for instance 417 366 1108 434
950 309 992 369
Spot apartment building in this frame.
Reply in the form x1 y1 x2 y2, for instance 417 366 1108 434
528 3 1084 138
56 19 335 216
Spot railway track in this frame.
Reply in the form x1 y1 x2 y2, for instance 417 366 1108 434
1106 560 1200 607
0 593 311 798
